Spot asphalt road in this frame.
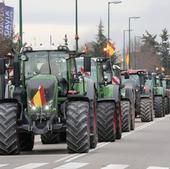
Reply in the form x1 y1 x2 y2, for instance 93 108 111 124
0 115 170 169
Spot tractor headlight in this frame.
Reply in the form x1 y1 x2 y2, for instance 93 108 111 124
78 76 83 83
32 105 37 111
44 100 53 111
28 101 37 111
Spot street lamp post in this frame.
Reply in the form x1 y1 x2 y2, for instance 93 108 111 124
75 0 79 52
19 0 23 49
108 1 121 41
128 16 140 69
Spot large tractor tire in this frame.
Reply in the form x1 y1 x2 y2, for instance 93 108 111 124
89 101 97 149
0 103 20 155
41 133 60 144
121 101 131 132
116 103 122 140
164 97 169 115
130 102 135 130
19 132 34 151
97 102 116 142
140 98 152 122
66 101 90 153
154 96 165 117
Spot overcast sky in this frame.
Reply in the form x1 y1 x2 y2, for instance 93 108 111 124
4 0 170 53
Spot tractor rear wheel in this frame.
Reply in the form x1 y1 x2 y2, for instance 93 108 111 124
164 97 169 115
121 101 131 132
130 102 135 130
89 101 97 149
66 101 90 153
154 96 164 117
0 103 20 155
19 132 34 151
140 98 152 122
41 133 60 144
97 102 116 142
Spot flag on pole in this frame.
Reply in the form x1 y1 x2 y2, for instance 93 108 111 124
106 41 116 57
31 85 46 107
125 48 129 67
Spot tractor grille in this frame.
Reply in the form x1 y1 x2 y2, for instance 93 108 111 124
27 79 55 102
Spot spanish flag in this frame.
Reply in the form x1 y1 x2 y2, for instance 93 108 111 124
31 85 46 107
106 41 116 57
125 48 129 68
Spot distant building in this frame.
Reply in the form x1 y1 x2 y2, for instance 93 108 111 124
0 2 14 38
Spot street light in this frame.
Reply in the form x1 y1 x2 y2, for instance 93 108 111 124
75 0 79 52
128 16 140 68
19 0 23 49
108 1 122 41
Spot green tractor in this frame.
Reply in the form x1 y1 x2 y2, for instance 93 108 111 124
152 73 166 117
76 57 122 142
0 46 98 155
121 69 154 122
121 71 135 132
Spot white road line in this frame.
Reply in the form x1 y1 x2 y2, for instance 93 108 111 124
53 162 88 169
0 164 8 167
65 116 170 163
65 143 109 163
146 166 169 169
55 154 78 163
13 163 48 169
101 164 129 169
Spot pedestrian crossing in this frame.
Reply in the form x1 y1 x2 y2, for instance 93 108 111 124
0 162 169 169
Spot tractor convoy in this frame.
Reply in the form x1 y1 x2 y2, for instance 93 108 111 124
0 46 169 155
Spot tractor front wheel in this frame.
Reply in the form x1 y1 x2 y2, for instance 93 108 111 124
0 103 20 155
66 101 90 153
97 102 116 142
121 101 131 132
19 132 34 151
154 96 164 117
140 98 152 122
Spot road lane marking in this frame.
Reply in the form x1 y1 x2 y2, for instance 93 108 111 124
65 116 170 163
13 163 48 169
0 164 8 167
53 162 88 169
146 167 169 169
55 154 78 163
65 143 109 162
101 164 129 169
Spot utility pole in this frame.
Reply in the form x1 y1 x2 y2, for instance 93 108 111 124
19 0 23 49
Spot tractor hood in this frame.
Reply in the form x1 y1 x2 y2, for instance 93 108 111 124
27 74 57 103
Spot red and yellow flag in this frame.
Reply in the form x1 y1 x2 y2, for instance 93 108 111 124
31 85 46 107
106 41 116 57
125 48 129 67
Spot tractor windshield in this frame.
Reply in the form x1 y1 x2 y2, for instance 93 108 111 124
24 51 68 79
122 74 140 85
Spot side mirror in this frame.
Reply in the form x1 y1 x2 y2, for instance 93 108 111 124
20 54 28 61
104 75 108 82
124 72 129 79
0 58 5 75
84 57 91 72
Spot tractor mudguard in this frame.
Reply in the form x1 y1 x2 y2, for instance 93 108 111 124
85 78 95 100
140 94 151 99
97 98 116 105
121 97 131 103
112 85 120 102
67 95 89 102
